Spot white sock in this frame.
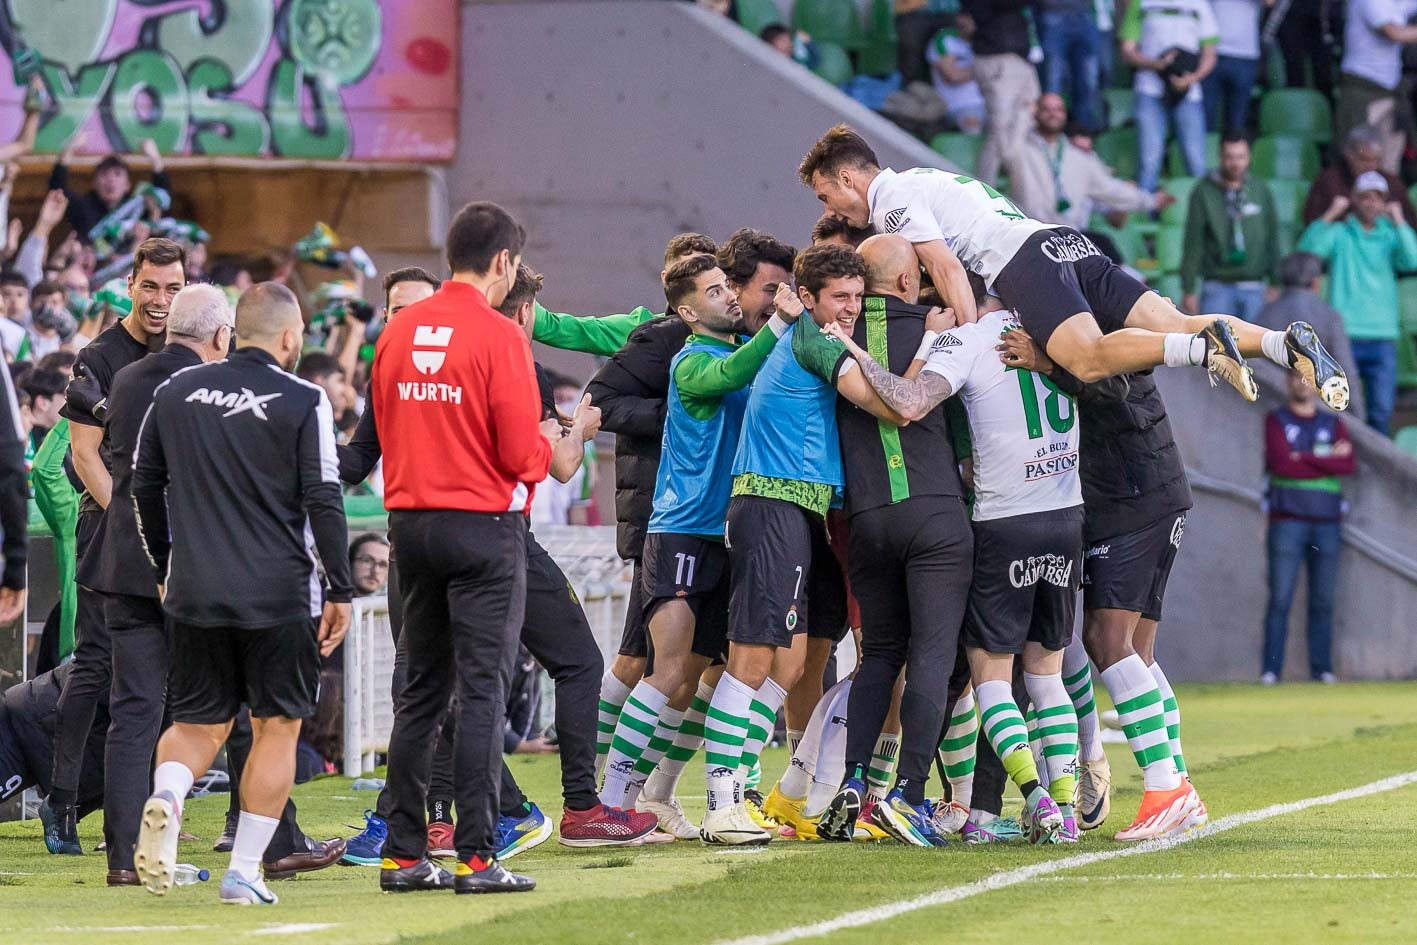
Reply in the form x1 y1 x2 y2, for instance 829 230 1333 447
596 671 634 779
937 690 977 809
229 811 279 882
1163 332 1206 368
1062 637 1105 763
642 678 713 802
599 681 668 808
786 728 804 756
1100 655 1180 792
703 673 755 812
1024 671 1079 809
1149 661 1189 778
737 678 788 785
778 680 847 800
152 761 195 818
805 681 854 817
1261 329 1289 367
866 731 900 805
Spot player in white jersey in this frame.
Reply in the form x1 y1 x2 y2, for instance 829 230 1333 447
799 125 1351 414
824 295 1086 844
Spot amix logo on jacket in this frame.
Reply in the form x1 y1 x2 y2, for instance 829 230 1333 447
185 387 281 420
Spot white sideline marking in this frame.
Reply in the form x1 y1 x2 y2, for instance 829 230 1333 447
248 924 340 936
1036 871 1412 882
714 770 1417 945
46 927 213 934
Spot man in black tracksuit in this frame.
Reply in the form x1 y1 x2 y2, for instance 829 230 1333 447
131 282 352 902
0 665 105 814
0 356 26 626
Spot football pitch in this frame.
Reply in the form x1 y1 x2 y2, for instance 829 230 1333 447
3 682 1415 945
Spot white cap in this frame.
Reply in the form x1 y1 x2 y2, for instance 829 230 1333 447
1354 170 1389 195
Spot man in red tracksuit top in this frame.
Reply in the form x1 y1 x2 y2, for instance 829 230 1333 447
371 202 551 895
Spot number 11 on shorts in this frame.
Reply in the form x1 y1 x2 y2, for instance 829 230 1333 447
675 552 697 587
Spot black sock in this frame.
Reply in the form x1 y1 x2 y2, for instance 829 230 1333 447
895 777 925 806
47 788 76 812
1020 779 1041 798
428 798 452 825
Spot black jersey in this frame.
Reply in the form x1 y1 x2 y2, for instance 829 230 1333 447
61 321 152 515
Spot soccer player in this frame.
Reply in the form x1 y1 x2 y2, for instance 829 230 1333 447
798 124 1349 410
827 285 1087 845
599 255 798 831
132 283 353 903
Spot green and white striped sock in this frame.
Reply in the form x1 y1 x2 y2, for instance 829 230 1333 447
1101 655 1180 791
642 679 712 803
1025 672 1079 810
596 671 633 780
977 679 1042 792
937 691 978 809
867 731 900 805
1063 654 1105 763
599 681 667 809
704 673 755 812
627 705 683 808
738 679 787 785
1149 661 1188 777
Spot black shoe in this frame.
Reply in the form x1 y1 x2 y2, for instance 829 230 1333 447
213 811 239 853
453 857 535 895
817 777 865 843
41 801 82 855
379 856 454 892
1285 321 1350 411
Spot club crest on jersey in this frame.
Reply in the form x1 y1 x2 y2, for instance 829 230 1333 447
931 332 963 354
883 207 911 233
785 605 798 632
411 325 454 375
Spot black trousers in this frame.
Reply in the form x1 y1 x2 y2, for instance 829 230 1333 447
845 497 973 789
896 11 957 86
102 595 167 871
383 510 527 861
1275 4 1334 100
49 508 108 806
224 709 306 860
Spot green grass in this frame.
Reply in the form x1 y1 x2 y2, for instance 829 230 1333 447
4 683 1417 945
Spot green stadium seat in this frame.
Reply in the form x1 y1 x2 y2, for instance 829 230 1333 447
1259 88 1333 144
1104 88 1135 128
1268 178 1309 256
1167 132 1219 178
855 0 898 76
1393 425 1417 457
811 41 854 85
929 132 981 173
1397 278 1417 387
1155 224 1186 273
1407 181 1417 211
1252 135 1321 180
1153 273 1183 303
1159 176 1198 227
793 0 862 50
1089 222 1146 265
735 0 783 35
1095 127 1140 181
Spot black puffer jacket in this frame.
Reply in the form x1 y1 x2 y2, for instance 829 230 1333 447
585 315 689 561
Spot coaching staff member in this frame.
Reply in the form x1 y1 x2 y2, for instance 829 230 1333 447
373 202 550 895
131 283 352 906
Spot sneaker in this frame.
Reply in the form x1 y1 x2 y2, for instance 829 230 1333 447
1285 321 1349 411
962 814 1024 844
1024 793 1064 845
638 796 699 840
379 856 454 892
453 856 535 894
763 786 818 841
134 791 182 895
558 803 656 847
700 803 771 846
853 802 891 842
427 821 455 859
1260 671 1278 686
1316 671 1338 685
871 790 947 847
219 869 278 905
816 776 865 843
497 803 554 859
1202 319 1257 401
930 799 970 837
340 810 387 866
1077 754 1112 831
1180 778 1209 831
213 811 239 853
40 800 82 856
743 788 776 831
1115 782 1200 841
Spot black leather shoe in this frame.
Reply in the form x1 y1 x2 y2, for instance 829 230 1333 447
263 837 348 880
106 869 140 887
379 856 453 892
453 858 535 894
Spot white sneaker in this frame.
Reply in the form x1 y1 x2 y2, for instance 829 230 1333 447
1260 672 1278 686
639 797 699 840
219 869 279 905
1077 754 1112 831
1317 672 1337 685
700 804 771 846
134 791 182 896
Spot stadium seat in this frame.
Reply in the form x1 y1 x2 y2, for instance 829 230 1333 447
1159 176 1198 227
1095 127 1140 181
1408 181 1417 211
1167 132 1219 178
1393 425 1417 458
793 0 863 50
1397 278 1417 387
1103 87 1135 128
811 41 854 86
855 0 898 76
1268 178 1309 255
1088 222 1146 265
1154 224 1185 273
1252 135 1321 180
1152 272 1183 303
1259 88 1333 144
735 0 783 36
930 132 980 174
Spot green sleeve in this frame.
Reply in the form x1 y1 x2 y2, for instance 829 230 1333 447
531 302 658 356
1297 220 1337 259
1118 0 1143 42
674 325 784 419
31 419 77 660
791 317 850 384
1392 223 1417 271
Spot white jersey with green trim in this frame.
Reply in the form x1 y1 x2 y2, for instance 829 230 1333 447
867 167 1052 287
919 310 1082 521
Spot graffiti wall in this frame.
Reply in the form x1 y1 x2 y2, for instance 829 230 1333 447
0 0 458 161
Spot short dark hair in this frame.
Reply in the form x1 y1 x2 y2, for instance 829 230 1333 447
1221 129 1251 147
497 264 545 316
793 244 868 297
349 532 389 563
663 253 722 313
664 232 718 265
296 351 343 383
445 201 526 275
36 351 77 373
0 269 28 291
21 368 66 401
31 279 64 303
132 237 187 279
798 124 880 186
382 266 440 298
95 154 129 176
1279 251 1324 288
810 215 873 247
717 228 796 288
759 23 790 44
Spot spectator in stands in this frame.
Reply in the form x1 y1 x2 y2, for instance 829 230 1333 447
1036 0 1102 132
925 25 987 134
1095 0 1119 87
349 533 390 597
0 270 27 358
27 280 74 361
1122 0 1218 193
48 139 170 240
1202 0 1263 132
1180 131 1279 321
21 368 65 451
895 1 959 86
1265 0 1337 100
1298 172 1417 434
1335 0 1417 173
759 23 817 69
14 189 68 290
1261 370 1355 685
1254 252 1364 419
36 350 77 379
1302 125 1417 227
1012 92 1172 231
960 1 1038 185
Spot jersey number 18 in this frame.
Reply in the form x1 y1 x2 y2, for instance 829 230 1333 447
1008 368 1075 439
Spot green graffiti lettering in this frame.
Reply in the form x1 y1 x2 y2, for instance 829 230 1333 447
154 0 275 87
34 61 118 152
188 60 271 156
10 0 118 73
267 58 348 159
108 50 188 153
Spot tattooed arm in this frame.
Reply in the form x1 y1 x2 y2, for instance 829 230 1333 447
823 320 953 423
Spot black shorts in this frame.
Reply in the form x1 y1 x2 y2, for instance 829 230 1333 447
992 227 1150 350
167 620 321 723
726 496 848 650
641 533 730 661
1083 512 1187 622
964 506 1084 654
618 558 649 659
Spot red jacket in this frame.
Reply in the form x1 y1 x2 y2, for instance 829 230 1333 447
372 281 551 513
